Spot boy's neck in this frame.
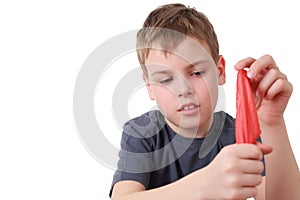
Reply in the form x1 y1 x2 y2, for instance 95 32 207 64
165 115 214 138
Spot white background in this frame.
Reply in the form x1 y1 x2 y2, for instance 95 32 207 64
1 0 299 199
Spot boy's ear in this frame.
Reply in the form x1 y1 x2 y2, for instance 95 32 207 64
217 55 226 85
143 74 156 100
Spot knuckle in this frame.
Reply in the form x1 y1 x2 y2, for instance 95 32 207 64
258 161 264 173
276 78 285 88
222 145 234 157
289 82 293 92
262 54 274 62
281 72 287 79
224 162 237 174
269 68 279 76
250 145 261 159
257 175 263 185
227 175 239 187
226 189 241 199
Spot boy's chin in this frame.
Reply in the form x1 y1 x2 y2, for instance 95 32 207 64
169 119 201 133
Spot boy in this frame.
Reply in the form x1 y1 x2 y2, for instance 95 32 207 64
110 3 299 200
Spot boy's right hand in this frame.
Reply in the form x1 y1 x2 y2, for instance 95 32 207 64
189 143 272 200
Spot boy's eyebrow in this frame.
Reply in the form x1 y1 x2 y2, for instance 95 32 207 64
150 70 170 76
186 60 207 68
149 60 208 76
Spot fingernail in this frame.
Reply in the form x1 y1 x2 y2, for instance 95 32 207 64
256 90 261 98
247 70 254 78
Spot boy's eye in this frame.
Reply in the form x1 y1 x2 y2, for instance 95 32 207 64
191 71 204 77
159 77 173 84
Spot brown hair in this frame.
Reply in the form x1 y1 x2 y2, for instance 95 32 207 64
136 3 219 74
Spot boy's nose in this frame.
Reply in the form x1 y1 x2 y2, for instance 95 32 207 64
176 77 193 98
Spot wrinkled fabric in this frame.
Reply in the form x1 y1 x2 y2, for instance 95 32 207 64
235 70 261 144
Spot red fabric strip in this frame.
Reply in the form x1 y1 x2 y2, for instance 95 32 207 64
235 70 261 144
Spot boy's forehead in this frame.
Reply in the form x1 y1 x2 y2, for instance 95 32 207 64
145 38 213 67
176 38 212 59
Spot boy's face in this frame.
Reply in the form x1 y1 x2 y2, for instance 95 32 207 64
143 38 226 136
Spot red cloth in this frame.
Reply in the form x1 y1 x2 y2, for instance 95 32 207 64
235 70 261 144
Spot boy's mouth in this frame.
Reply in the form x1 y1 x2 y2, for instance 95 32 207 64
177 103 200 112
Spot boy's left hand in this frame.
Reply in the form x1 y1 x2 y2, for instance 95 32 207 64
234 54 293 125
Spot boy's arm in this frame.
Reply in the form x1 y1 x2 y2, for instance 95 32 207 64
260 119 300 199
111 144 267 200
235 55 300 200
111 179 191 200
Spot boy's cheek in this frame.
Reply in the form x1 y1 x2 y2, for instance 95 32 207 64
145 83 156 100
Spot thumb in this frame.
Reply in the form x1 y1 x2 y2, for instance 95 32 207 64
256 142 273 155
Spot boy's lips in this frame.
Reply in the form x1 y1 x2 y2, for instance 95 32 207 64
177 103 200 115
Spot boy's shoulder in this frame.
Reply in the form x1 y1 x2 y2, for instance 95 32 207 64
123 110 166 138
218 111 235 129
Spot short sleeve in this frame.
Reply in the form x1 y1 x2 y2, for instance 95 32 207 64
109 111 165 197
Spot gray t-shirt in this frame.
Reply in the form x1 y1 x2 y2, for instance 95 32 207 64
110 110 265 197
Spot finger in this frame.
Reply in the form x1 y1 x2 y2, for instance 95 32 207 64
229 187 258 200
240 174 263 186
256 142 273 155
234 144 263 160
240 187 259 199
255 68 286 98
239 159 264 174
264 78 293 101
234 57 256 71
247 54 277 79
